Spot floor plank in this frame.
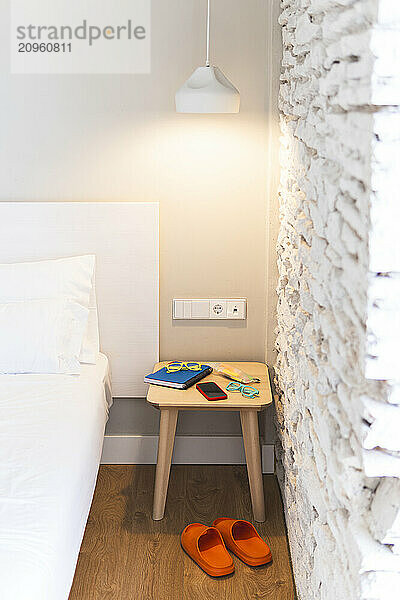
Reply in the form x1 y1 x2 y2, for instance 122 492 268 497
69 465 295 600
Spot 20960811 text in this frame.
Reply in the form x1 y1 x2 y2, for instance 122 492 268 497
18 42 72 53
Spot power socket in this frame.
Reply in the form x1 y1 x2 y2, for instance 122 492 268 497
210 300 227 319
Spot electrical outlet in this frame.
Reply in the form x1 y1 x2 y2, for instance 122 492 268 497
210 300 227 319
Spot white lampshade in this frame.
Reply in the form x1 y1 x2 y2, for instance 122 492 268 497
175 66 240 114
175 1 240 114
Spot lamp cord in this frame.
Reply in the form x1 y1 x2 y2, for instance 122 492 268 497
206 0 211 66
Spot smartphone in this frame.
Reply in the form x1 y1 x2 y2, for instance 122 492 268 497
196 382 227 401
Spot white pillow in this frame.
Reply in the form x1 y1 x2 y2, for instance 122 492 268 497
0 298 89 374
81 276 100 364
0 255 99 363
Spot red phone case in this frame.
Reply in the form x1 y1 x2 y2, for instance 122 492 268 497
196 383 227 401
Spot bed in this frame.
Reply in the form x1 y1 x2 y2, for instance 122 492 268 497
0 354 112 600
0 201 159 599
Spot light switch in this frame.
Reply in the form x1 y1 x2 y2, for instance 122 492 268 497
173 300 184 319
192 300 210 319
173 299 192 319
183 301 192 319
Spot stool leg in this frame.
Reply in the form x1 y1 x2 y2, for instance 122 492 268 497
240 410 266 522
152 408 178 520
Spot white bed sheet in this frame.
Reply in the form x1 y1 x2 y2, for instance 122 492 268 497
0 353 111 600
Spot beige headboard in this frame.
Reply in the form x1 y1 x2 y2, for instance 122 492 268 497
0 201 159 397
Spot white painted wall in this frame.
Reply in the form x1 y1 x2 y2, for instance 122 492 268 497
0 1 281 439
0 0 272 365
275 0 400 598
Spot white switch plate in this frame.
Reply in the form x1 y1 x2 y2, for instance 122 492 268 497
173 299 247 320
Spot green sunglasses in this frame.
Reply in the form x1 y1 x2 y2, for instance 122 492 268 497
226 382 260 399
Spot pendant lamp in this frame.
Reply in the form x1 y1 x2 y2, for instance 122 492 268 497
175 0 240 114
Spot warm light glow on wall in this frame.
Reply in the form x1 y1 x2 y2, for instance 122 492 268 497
123 116 268 201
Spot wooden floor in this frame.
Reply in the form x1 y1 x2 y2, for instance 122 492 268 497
69 465 295 600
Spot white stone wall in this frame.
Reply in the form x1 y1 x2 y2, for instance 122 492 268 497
275 1 400 599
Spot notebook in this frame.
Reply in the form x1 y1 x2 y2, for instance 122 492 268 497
144 365 212 389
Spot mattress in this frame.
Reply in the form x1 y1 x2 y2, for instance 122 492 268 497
0 353 111 600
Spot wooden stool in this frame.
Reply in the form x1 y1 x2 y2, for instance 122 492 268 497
146 362 273 522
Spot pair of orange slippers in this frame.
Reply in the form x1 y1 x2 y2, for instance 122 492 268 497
181 518 272 577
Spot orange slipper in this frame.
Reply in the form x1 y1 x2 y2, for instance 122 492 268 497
213 518 272 566
181 523 235 577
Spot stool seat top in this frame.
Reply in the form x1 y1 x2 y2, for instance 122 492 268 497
146 362 273 410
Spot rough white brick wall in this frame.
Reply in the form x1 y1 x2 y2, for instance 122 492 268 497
275 1 400 599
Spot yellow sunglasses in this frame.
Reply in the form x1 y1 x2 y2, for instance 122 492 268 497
165 361 203 373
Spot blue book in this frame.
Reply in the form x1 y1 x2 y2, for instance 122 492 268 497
144 364 212 389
